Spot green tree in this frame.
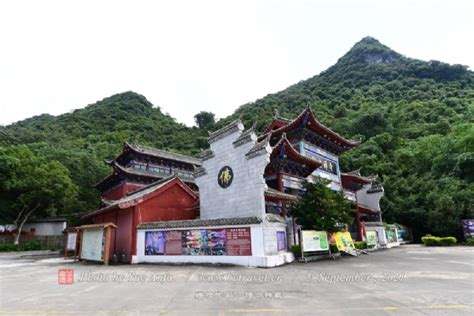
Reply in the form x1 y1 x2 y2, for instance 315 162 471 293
194 111 216 129
289 179 354 232
0 145 78 244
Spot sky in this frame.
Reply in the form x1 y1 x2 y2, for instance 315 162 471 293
0 0 473 127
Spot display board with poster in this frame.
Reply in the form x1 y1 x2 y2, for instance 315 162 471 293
165 230 184 255
80 228 105 261
145 231 166 255
385 228 398 244
462 219 474 239
277 231 287 251
301 231 329 252
79 223 116 265
66 232 77 251
366 231 377 247
225 227 252 256
334 232 355 251
144 227 252 256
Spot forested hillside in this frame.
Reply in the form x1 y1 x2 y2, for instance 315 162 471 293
1 37 473 239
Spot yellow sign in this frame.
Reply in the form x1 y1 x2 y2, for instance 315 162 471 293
334 232 355 251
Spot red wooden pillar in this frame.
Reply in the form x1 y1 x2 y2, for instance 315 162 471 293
355 206 363 241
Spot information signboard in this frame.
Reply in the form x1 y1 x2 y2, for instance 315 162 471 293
165 230 183 255
301 231 329 252
277 231 287 251
66 232 77 251
80 228 104 261
366 231 377 246
462 219 474 238
226 227 252 256
334 231 355 251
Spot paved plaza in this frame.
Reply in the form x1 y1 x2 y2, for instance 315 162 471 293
0 244 473 315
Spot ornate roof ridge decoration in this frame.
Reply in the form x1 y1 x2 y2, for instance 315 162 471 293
258 106 361 152
200 149 215 161
246 134 272 159
233 122 257 148
207 115 244 144
272 108 292 123
137 216 262 230
101 197 114 206
264 187 298 202
367 182 384 194
270 133 322 173
104 159 114 165
124 142 202 166
193 166 207 178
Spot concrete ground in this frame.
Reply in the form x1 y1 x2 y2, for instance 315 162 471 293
0 244 473 315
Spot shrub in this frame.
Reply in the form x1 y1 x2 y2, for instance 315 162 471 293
0 243 19 252
422 236 457 246
291 245 302 258
421 236 440 246
354 241 367 249
466 238 474 246
439 237 457 246
18 240 42 251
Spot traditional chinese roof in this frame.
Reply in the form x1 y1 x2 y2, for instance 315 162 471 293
245 134 272 159
137 216 262 229
341 169 377 190
259 106 361 154
264 188 298 202
208 116 244 144
357 204 380 214
122 142 201 166
233 122 257 148
83 176 198 219
200 149 214 161
262 109 293 134
268 133 322 177
94 161 195 191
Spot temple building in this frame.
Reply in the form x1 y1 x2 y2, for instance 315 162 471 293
95 142 201 202
82 106 388 267
341 170 385 241
260 107 360 193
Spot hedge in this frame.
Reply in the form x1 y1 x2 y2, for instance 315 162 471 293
421 236 457 246
466 238 474 246
0 240 43 252
354 241 367 249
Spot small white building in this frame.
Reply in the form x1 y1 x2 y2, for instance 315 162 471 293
22 218 67 236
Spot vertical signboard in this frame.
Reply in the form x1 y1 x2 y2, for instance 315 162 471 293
226 227 252 256
366 231 377 247
80 228 104 261
66 232 77 251
277 231 287 251
165 231 184 255
462 219 474 238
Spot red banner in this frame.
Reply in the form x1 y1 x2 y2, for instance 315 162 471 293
226 227 252 256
